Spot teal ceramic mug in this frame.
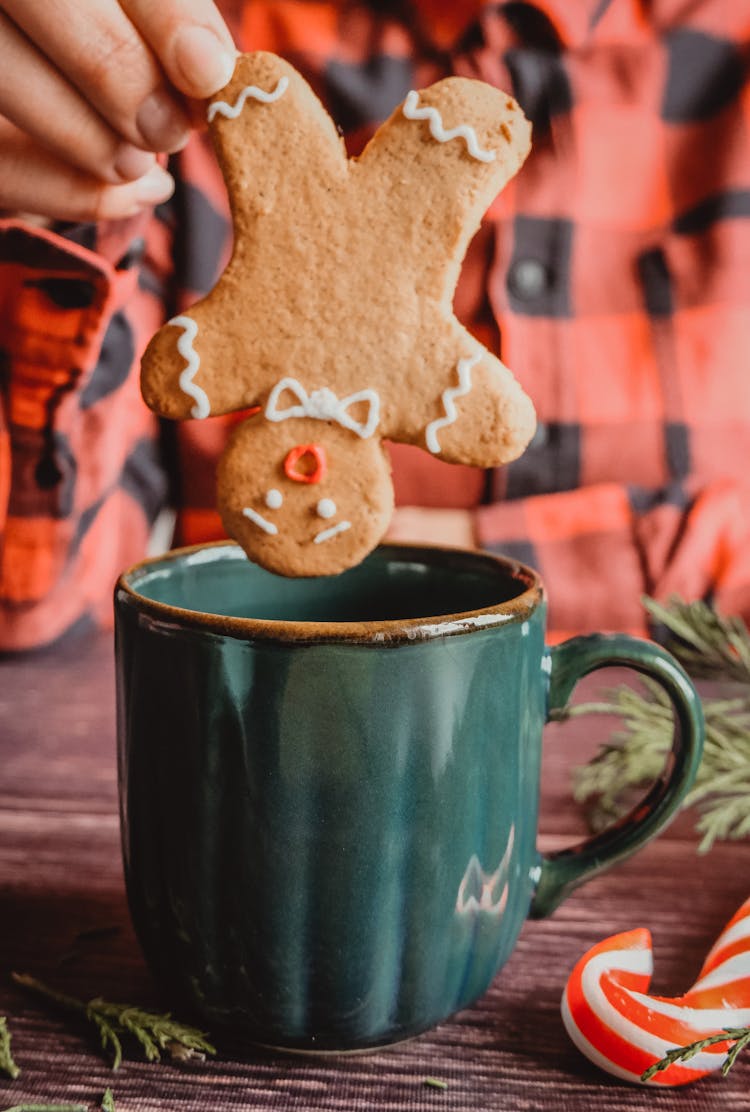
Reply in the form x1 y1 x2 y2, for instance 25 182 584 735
115 541 703 1051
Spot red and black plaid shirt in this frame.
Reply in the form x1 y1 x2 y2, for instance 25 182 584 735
2 0 750 649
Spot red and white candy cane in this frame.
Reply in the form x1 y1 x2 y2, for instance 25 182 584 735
562 895 750 1085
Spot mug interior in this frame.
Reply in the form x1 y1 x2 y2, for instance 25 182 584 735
119 542 541 635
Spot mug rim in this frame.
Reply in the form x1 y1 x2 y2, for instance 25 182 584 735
115 540 544 645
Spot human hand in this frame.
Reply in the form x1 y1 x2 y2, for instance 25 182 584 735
0 0 235 221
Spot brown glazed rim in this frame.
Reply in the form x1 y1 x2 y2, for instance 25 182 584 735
115 540 544 645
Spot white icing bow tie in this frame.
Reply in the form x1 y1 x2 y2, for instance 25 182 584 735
265 377 380 439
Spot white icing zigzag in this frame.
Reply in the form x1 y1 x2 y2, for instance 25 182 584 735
425 351 482 454
402 90 496 163
207 75 289 122
170 315 210 419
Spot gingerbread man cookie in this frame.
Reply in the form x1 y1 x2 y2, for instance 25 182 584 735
141 52 535 576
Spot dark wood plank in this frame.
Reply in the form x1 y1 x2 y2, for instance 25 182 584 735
0 629 747 1110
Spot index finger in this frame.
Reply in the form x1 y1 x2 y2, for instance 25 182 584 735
121 0 237 99
3 0 194 152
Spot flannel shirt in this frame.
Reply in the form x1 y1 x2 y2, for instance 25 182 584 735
2 0 750 649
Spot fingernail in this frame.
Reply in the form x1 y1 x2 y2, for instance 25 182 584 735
172 25 236 96
136 90 191 152
113 144 156 182
132 165 175 207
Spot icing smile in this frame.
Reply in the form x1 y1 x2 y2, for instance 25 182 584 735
313 497 351 544
241 493 352 544
314 520 351 544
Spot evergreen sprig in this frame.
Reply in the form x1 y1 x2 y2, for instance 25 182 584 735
0 1017 20 1080
422 1077 449 1090
568 596 750 852
641 1025 750 1082
644 596 750 684
0 1105 87 1111
569 682 750 851
11 975 215 1071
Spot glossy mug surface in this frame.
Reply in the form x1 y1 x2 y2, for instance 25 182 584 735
115 542 703 1051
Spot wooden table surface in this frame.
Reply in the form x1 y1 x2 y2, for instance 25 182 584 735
0 628 748 1111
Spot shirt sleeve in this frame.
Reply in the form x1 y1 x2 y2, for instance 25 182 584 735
0 215 171 650
0 127 234 651
476 480 750 641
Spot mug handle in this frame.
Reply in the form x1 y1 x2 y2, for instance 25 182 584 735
530 633 705 918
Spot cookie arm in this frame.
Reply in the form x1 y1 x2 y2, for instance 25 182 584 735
356 78 531 303
384 318 536 468
140 299 242 420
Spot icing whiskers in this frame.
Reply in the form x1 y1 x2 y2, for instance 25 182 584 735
402 90 496 163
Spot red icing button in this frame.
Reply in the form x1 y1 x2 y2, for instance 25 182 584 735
284 443 327 484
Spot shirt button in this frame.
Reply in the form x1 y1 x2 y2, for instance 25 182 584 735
507 257 549 301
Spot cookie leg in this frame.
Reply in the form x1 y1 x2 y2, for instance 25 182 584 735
141 51 350 422
357 76 530 302
355 77 534 467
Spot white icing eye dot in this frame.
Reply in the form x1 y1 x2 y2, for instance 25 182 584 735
265 489 283 509
317 498 337 520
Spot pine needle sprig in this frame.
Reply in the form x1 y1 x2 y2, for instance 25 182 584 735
568 681 750 851
566 595 750 852
0 1017 20 1080
422 1077 449 1090
641 1025 750 1082
11 974 215 1071
644 596 750 684
0 1104 87 1111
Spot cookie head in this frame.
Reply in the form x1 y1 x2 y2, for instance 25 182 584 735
217 414 393 577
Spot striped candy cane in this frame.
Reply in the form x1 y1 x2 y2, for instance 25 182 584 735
562 896 750 1085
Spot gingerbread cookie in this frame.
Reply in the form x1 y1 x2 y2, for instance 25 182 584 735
141 52 535 577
